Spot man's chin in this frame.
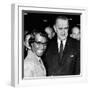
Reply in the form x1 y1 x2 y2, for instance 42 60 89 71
59 37 66 40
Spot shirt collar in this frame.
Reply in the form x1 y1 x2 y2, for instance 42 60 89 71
28 50 41 61
57 38 67 50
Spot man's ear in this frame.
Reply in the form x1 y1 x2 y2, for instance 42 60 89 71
53 25 56 32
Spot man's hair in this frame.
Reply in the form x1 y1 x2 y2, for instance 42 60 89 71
55 16 69 24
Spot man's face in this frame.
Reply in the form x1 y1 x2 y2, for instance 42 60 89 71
32 34 47 57
45 27 54 39
54 18 69 40
71 27 80 40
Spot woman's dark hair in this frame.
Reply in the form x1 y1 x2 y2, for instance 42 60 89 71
28 28 48 46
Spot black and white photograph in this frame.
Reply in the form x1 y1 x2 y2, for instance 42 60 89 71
23 9 80 78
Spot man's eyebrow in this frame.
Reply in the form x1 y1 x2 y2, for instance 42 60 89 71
58 27 68 29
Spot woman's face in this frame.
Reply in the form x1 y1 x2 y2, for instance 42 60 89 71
32 34 47 57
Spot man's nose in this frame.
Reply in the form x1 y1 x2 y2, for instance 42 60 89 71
38 44 44 49
60 29 65 33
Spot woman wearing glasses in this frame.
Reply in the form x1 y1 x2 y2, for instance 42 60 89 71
24 29 48 77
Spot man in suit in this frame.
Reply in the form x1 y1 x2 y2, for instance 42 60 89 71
43 16 80 76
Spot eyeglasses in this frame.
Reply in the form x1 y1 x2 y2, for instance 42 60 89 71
34 41 47 46
57 27 69 30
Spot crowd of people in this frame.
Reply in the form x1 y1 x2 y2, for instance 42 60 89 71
24 16 80 77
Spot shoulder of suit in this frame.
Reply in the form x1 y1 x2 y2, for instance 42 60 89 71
68 37 80 49
68 37 80 43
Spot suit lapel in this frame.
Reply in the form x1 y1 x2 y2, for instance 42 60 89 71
50 36 58 55
63 38 70 56
62 37 74 64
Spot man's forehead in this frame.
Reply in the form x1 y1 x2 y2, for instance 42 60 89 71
46 29 52 34
72 27 80 33
56 19 68 25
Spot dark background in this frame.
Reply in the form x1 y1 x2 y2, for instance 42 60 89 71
22 10 81 78
23 10 80 35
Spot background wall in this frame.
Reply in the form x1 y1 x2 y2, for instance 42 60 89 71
0 0 89 89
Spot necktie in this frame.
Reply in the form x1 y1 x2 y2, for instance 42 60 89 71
59 40 63 61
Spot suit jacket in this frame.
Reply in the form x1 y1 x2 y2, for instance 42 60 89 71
43 35 80 76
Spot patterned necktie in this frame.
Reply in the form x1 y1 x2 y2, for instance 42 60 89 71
59 40 63 61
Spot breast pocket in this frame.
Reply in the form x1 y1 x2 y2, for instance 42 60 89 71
66 53 76 64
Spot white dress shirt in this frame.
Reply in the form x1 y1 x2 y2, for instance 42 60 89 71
57 38 67 52
24 50 46 77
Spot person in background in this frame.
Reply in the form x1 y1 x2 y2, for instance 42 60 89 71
24 31 30 59
24 33 32 50
45 26 55 40
24 30 48 77
70 26 80 40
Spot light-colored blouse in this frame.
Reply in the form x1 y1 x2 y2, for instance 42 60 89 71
24 50 46 77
